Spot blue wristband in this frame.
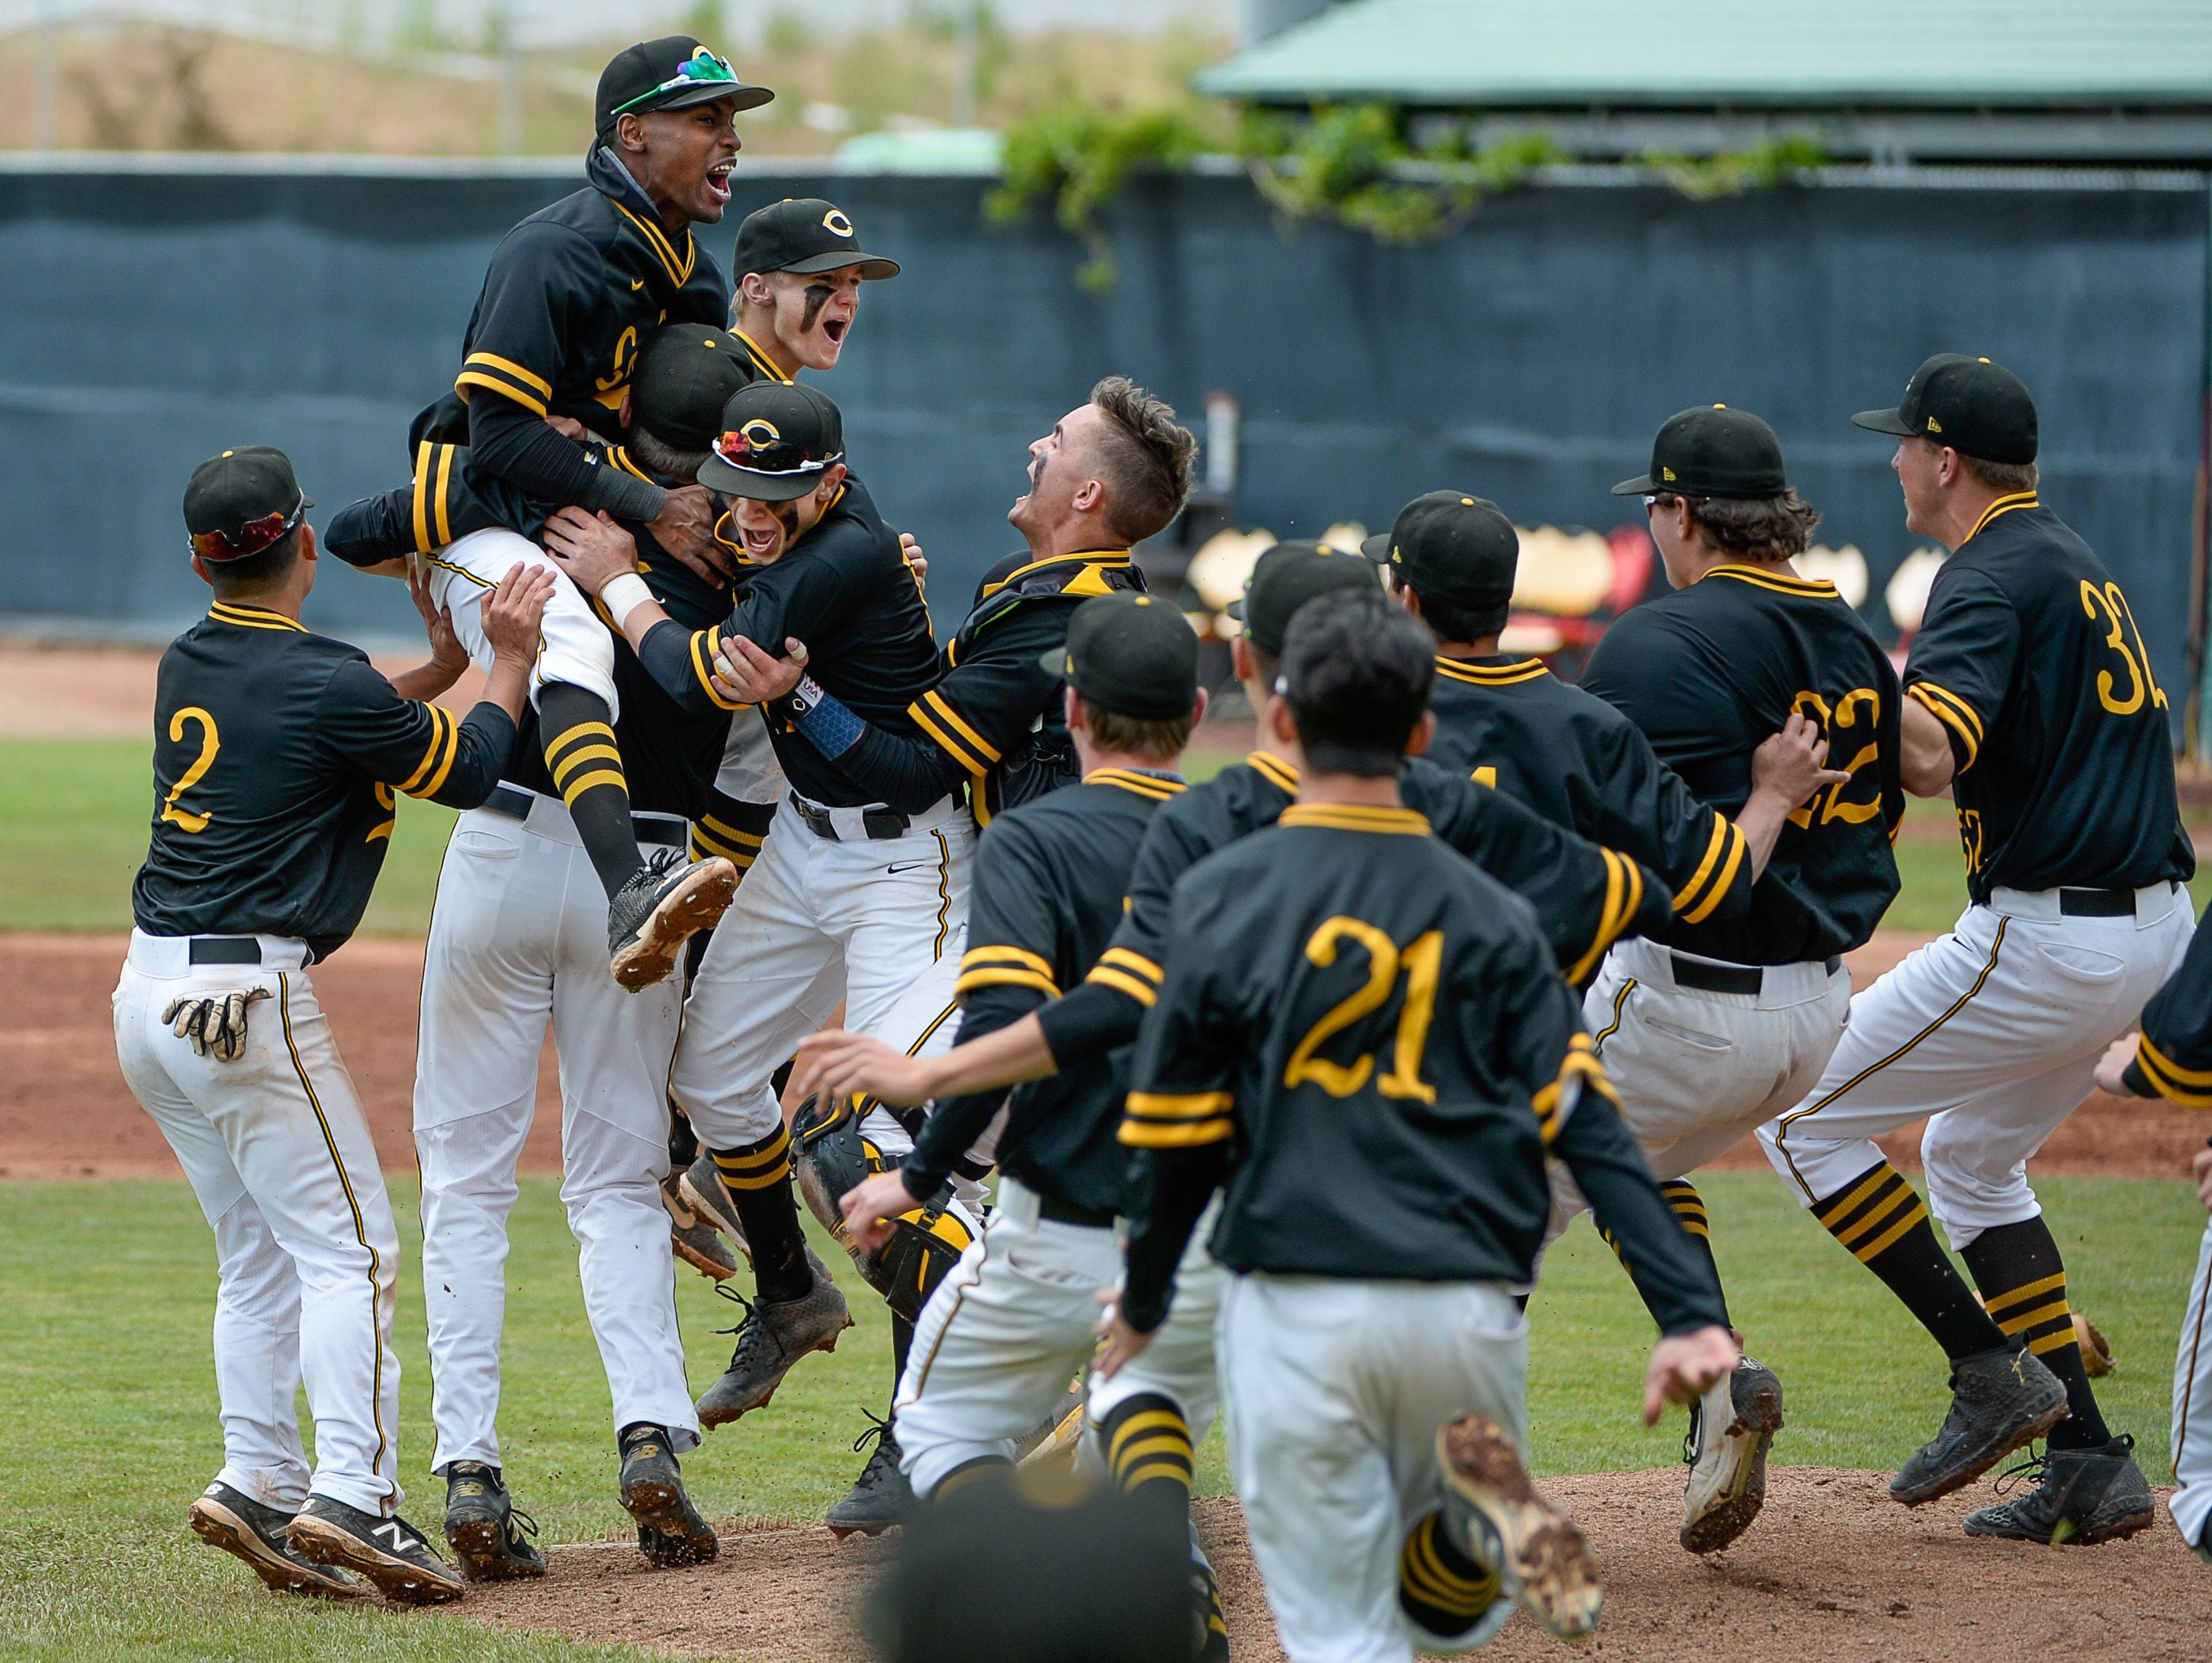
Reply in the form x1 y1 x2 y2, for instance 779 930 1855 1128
789 677 866 760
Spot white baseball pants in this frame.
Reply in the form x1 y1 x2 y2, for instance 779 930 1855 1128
413 790 696 1472
1220 1275 1526 1663
1761 884 2193 1244
2169 1216 2212 1553
893 1178 1120 1498
1083 1201 1227 1463
113 931 402 1516
672 793 973 1150
422 526 619 716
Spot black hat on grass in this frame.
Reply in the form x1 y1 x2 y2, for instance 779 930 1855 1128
1039 592 1199 720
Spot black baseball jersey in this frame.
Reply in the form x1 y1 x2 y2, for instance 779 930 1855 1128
1115 805 1728 1335
1903 493 2193 903
1582 563 1904 965
413 165 729 454
1426 653 1754 930
132 603 516 960
635 474 939 809
904 769 1183 1214
2124 901 2212 1106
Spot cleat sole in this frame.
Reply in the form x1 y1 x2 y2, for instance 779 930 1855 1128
613 863 735 991
1440 1417 1602 1642
287 1513 465 1607
189 1497 361 1600
1681 1378 1785 1555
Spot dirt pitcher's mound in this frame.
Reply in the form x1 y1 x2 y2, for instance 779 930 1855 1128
448 1470 2207 1662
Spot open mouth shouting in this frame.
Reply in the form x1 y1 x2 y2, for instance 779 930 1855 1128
704 157 735 207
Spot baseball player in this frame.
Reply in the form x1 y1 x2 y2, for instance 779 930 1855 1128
824 593 1216 1637
546 383 969 1511
378 34 776 986
1096 590 1738 1663
792 541 1683 1573
2093 919 2212 1561
693 378 1196 1528
117 447 548 1604
387 329 756 1580
1567 406 1900 1551
1759 356 2195 1542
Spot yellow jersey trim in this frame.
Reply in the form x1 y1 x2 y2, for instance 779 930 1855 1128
1277 803 1431 836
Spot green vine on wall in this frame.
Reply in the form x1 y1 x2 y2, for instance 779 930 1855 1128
988 99 1830 288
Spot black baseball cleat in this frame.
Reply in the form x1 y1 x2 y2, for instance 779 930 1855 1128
1436 1414 1601 1642
695 1271 854 1428
442 1462 544 1581
618 1423 719 1568
187 1481 362 1600
663 1172 742 1282
1680 1356 1785 1553
285 1495 465 1605
1890 1340 2069 1507
1962 1434 2156 1545
677 1153 753 1264
826 1411 916 1539
609 849 736 991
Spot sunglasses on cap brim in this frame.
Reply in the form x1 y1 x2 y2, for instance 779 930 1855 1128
610 51 742 116
188 497 307 562
712 428 839 476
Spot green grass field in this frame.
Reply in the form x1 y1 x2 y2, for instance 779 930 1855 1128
0 1172 2202 1661
6 736 2203 940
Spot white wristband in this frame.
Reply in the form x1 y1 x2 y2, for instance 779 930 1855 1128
600 571 654 630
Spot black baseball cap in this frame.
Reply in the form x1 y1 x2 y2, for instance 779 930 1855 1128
632 325 760 452
1360 491 1517 609
698 381 845 501
1039 593 1199 721
1851 353 2038 464
734 198 899 281
183 446 313 562
1612 405 1789 499
1227 539 1378 656
595 37 772 135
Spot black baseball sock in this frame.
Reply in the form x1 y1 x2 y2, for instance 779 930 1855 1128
1600 1179 1731 1332
1399 1510 1501 1641
891 1314 915 1396
1812 1162 2006 1359
690 790 773 883
539 680 642 901
710 1126 811 1304
1098 1394 1196 1501
1961 1215 2111 1450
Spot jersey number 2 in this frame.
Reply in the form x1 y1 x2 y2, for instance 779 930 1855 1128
159 707 220 833
1785 688 1882 828
1283 917 1442 1104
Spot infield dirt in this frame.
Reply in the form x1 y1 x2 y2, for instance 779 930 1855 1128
442 1473 2206 1662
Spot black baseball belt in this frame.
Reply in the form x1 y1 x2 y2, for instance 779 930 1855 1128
188 938 262 966
1037 1193 1117 1230
1670 954 1843 997
483 783 685 847
2056 886 2142 918
789 792 910 842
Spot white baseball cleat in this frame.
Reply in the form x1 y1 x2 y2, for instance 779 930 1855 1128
1680 1356 1785 1553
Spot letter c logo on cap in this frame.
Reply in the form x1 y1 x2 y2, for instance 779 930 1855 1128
823 209 855 238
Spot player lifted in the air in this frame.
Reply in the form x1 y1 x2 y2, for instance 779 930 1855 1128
1095 589 1738 1662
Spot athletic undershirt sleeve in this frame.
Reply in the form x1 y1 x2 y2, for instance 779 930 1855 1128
1117 903 1242 1332
1902 569 2017 777
467 395 666 521
636 557 850 716
1596 720 1754 924
2128 900 2212 1105
906 822 1063 1191
317 660 516 811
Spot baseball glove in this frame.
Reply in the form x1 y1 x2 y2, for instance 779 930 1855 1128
793 1093 973 1323
2074 1311 2114 1377
162 988 272 1063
